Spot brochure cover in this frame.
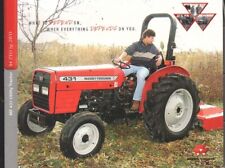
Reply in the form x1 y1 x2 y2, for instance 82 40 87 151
0 0 4 166
4 0 17 167
4 0 223 167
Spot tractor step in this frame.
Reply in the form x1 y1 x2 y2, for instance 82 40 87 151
197 103 223 131
125 109 138 114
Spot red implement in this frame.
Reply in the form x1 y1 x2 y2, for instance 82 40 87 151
197 103 223 131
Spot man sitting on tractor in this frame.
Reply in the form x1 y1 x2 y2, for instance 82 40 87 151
115 29 163 111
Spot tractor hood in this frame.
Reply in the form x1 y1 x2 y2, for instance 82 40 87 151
44 64 125 80
34 64 125 90
45 64 117 72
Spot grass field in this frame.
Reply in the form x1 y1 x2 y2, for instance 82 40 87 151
18 42 223 167
18 121 223 168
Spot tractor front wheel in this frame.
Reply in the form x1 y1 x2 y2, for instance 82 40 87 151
144 74 200 142
60 112 105 159
18 99 56 136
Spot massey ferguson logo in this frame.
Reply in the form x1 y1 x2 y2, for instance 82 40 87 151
193 144 209 156
39 75 44 81
174 2 216 31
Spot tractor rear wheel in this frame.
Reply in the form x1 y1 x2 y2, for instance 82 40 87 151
60 112 105 159
144 74 200 142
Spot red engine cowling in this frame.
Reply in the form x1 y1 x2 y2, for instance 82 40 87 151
32 64 125 114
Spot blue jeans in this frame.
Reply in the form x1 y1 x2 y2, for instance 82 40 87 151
122 65 149 101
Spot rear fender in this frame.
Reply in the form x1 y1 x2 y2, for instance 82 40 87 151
139 66 190 113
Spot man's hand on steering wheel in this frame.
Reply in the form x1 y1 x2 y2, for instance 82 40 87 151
114 57 122 64
112 57 131 69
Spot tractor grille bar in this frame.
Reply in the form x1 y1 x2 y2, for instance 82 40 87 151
32 72 50 110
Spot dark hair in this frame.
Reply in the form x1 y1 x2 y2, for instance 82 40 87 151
142 29 155 39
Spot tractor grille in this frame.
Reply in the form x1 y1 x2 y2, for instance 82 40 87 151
32 72 50 111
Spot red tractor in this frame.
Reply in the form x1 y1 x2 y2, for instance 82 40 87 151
18 13 200 159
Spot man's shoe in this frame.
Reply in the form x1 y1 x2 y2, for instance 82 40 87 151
125 101 140 114
130 100 140 111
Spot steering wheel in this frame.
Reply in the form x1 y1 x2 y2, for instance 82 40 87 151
112 59 131 69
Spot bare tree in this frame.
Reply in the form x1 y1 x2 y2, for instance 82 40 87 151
18 0 81 66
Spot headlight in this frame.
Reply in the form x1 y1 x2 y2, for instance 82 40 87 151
33 84 39 92
42 87 48 95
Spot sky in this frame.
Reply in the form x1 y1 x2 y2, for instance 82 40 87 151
18 0 223 52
